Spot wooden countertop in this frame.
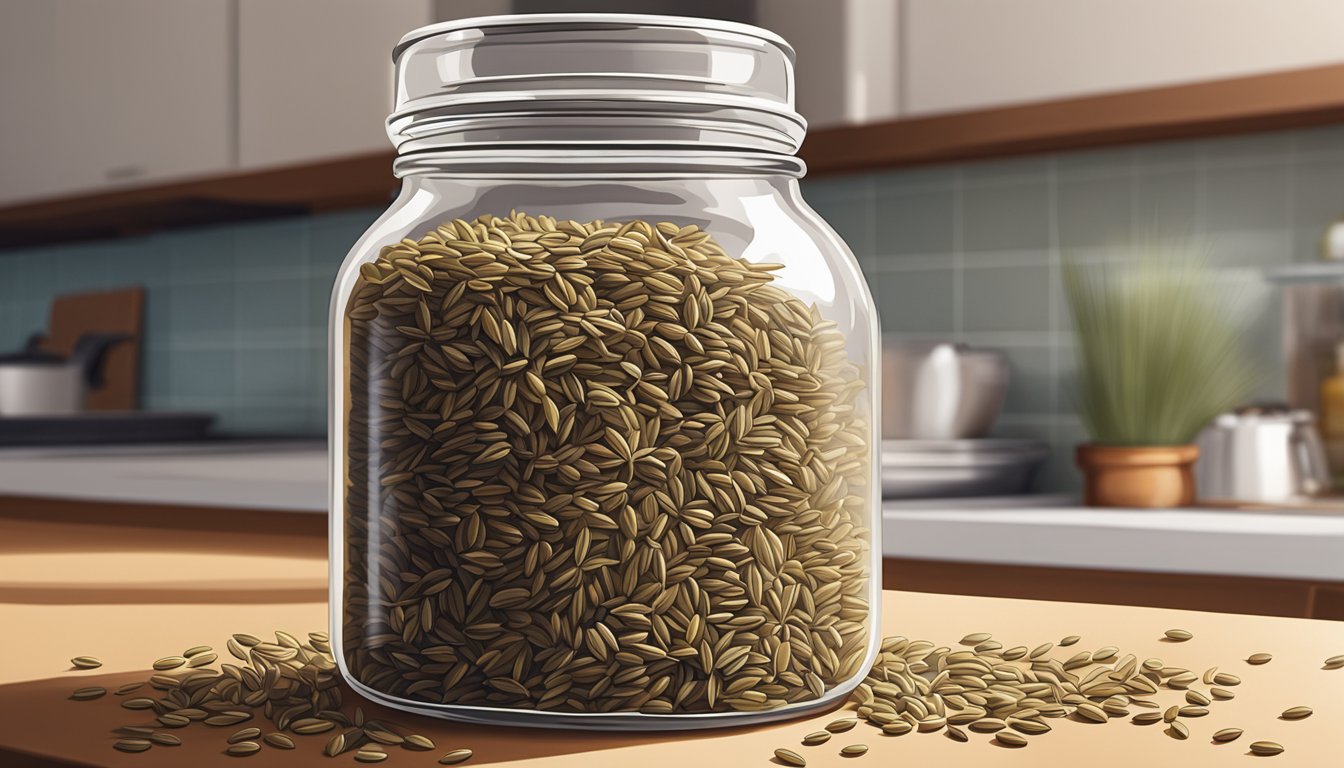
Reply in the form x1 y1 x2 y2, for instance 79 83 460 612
0 514 1341 767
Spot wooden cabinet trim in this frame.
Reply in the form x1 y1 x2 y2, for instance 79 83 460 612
801 62 1344 174
6 63 1344 247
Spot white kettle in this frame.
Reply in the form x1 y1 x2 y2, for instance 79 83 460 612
1195 404 1331 504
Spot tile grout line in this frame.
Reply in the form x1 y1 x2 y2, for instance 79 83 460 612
298 217 317 422
952 166 964 340
1046 156 1062 450
1284 140 1298 263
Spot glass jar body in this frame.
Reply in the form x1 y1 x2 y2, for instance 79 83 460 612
330 156 881 729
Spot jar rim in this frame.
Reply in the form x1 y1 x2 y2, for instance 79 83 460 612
388 13 804 157
393 12 795 61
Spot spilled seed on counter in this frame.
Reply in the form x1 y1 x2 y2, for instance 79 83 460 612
68 630 474 763
768 624 1339 762
1250 741 1285 756
69 624 1332 764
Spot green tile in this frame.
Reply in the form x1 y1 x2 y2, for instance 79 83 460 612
989 417 1052 441
116 236 173 290
874 186 955 255
1201 130 1293 164
1203 162 1289 231
0 302 29 351
234 217 309 281
168 281 235 344
1204 230 1291 267
1236 287 1283 401
165 226 237 284
234 276 309 346
235 347 308 398
807 193 873 261
875 268 954 334
1058 175 1133 249
11 300 47 340
961 265 1051 332
16 248 58 299
962 180 1050 252
999 345 1055 415
963 155 1050 184
1293 225 1330 263
169 347 236 399
307 268 339 334
307 342 328 402
1044 419 1087 493
802 175 873 201
1291 156 1344 230
142 286 171 349
1135 168 1199 240
1053 259 1096 335
220 404 319 436
959 250 1051 272
1056 344 1080 415
142 345 172 408
1134 139 1199 171
309 208 378 273
871 165 959 196
0 256 21 305
55 246 112 293
302 402 328 437
1056 145 1135 178
1293 123 1344 157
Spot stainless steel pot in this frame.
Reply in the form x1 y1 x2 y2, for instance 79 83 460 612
1195 404 1331 503
882 340 1010 439
0 333 130 416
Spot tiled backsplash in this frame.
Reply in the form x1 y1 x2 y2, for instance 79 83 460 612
5 123 1344 489
805 125 1344 490
0 208 381 435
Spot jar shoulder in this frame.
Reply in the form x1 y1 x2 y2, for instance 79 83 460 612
334 176 874 322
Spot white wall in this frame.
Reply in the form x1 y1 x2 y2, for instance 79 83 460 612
758 0 900 128
905 0 1344 116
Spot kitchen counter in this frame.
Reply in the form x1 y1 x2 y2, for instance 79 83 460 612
3 443 1343 583
0 441 326 512
883 503 1344 582
0 514 1341 767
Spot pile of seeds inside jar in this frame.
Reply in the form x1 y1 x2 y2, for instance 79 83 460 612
342 213 873 714
769 630 1344 765
68 633 474 764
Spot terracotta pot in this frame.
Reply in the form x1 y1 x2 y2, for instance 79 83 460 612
1075 444 1199 508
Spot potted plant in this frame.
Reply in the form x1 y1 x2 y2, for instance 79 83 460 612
1064 250 1256 507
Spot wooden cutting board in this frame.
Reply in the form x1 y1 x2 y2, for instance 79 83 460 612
38 286 143 411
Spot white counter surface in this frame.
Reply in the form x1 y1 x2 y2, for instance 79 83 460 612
883 502 1344 582
0 441 326 512
1 443 1341 582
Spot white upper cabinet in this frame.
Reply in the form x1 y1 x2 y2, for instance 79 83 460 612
0 0 231 205
237 0 433 169
904 0 1344 117
757 0 901 129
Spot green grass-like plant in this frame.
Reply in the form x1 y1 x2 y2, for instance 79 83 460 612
1063 247 1257 446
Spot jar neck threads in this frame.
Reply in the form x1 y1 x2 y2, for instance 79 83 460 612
392 149 806 179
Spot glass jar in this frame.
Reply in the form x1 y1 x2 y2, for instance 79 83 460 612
330 13 880 729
